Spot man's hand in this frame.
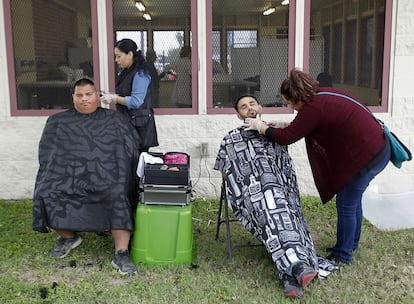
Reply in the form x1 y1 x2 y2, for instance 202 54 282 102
243 118 264 133
100 93 118 105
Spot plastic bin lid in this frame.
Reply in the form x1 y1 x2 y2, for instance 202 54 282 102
367 175 414 195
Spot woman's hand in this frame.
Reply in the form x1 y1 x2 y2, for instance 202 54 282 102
266 120 290 128
100 93 118 105
243 118 265 133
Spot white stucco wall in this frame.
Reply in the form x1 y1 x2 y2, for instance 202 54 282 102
149 114 317 201
0 0 413 201
0 110 314 200
384 0 414 184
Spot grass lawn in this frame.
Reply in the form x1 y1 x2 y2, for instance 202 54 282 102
0 197 413 304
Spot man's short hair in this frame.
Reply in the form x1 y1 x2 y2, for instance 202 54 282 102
233 94 260 112
73 78 95 92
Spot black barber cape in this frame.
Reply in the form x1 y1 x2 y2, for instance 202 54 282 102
32 108 140 233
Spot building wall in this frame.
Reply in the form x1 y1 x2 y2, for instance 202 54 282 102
0 0 413 200
384 0 414 186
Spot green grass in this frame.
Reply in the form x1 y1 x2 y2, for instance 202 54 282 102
0 197 413 304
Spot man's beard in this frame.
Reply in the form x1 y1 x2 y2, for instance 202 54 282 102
247 113 260 119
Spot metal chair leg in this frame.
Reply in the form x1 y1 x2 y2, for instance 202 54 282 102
215 178 262 259
223 190 234 259
215 181 225 240
215 179 234 259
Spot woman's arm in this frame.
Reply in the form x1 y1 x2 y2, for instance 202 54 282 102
116 71 151 109
244 104 321 145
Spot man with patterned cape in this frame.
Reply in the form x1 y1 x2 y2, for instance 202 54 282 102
214 95 338 299
33 78 140 275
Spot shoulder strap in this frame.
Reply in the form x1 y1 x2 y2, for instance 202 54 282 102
316 91 381 126
316 91 369 113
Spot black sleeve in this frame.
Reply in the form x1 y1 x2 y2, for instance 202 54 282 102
264 127 275 140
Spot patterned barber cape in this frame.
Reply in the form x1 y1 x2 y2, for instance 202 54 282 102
214 127 338 278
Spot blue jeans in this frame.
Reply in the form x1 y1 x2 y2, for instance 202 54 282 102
333 144 390 264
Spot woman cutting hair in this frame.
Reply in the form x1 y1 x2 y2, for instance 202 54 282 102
101 38 158 152
243 68 390 265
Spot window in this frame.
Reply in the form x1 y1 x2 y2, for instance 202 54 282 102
112 0 195 112
332 23 343 83
116 31 148 52
322 26 331 73
310 0 388 107
226 30 257 74
345 20 356 83
360 17 374 87
153 30 191 109
6 0 94 114
210 0 293 112
153 30 186 76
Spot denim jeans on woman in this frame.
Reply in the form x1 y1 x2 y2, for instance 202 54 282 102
333 142 391 264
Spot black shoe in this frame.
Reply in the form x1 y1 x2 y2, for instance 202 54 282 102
327 246 358 254
326 253 350 266
291 262 318 289
283 275 303 299
50 235 82 258
111 249 137 275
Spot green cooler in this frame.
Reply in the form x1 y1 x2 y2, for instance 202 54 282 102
131 203 193 265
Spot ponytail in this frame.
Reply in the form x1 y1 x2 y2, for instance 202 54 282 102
280 68 318 104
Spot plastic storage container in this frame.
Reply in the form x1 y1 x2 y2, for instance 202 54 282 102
131 204 193 265
362 176 414 230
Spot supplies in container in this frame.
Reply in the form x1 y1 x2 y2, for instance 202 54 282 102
137 151 191 205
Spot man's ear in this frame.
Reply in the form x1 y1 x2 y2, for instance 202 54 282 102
257 104 263 113
237 112 243 121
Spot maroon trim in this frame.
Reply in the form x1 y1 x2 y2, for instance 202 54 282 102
206 0 213 113
106 0 115 92
303 0 310 72
91 0 100 93
375 0 393 113
6 0 98 116
189 0 199 114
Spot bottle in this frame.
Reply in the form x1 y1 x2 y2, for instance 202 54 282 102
265 226 281 252
248 175 263 202
227 174 241 197
264 189 276 209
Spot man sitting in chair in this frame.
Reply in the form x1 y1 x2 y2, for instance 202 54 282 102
214 94 338 299
32 78 140 276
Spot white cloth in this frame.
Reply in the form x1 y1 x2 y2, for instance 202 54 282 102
136 152 164 178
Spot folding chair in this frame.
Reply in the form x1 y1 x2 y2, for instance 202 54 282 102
215 178 262 259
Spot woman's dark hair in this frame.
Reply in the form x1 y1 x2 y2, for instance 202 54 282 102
280 68 318 104
114 38 147 72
